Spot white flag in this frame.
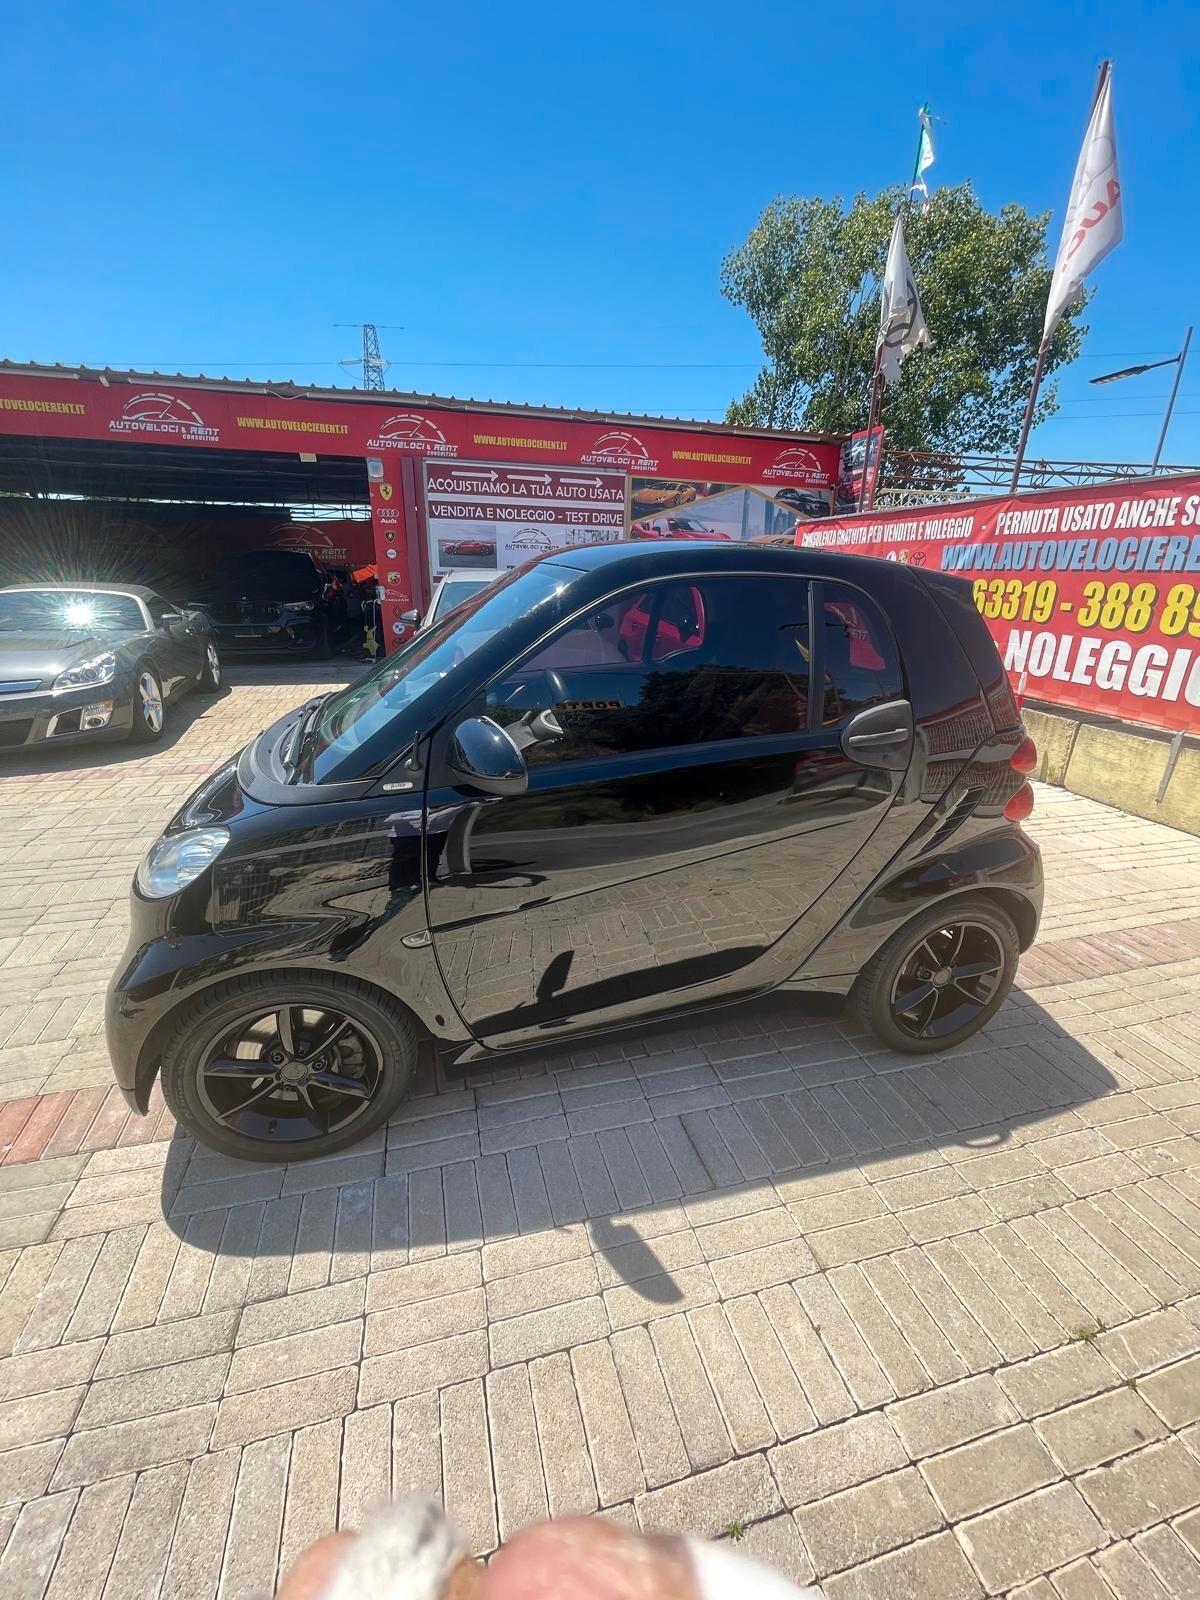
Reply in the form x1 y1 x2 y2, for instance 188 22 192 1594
877 213 932 385
911 104 936 208
1044 63 1122 341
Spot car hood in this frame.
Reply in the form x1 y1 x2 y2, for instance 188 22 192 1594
0 632 118 682
190 573 321 603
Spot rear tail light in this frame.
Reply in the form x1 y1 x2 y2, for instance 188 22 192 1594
1011 734 1038 775
1005 734 1037 821
1005 782 1035 822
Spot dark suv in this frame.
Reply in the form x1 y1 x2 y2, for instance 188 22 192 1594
189 549 329 654
107 543 1042 1162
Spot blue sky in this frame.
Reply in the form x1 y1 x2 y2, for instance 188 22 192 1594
4 0 1198 465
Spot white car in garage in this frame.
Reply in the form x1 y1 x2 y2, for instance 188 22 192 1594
404 569 496 632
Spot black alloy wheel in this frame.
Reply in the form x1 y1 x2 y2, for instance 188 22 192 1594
159 972 417 1161
197 1003 383 1143
852 896 1019 1055
888 921 1005 1043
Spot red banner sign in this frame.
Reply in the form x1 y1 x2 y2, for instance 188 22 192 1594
795 474 1200 733
0 373 840 486
0 371 842 653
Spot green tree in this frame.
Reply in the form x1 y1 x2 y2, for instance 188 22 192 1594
721 183 1087 454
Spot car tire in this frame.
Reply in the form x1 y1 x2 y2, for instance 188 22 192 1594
198 641 221 691
129 664 166 742
158 971 418 1162
851 896 1020 1055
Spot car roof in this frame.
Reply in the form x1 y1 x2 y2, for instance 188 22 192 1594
539 540 944 585
535 540 974 619
0 582 155 599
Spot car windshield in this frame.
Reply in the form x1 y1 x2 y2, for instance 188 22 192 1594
209 551 319 588
301 562 572 783
431 578 492 621
0 590 144 632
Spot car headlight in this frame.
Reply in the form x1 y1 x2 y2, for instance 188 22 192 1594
286 601 316 613
54 651 117 692
136 827 230 898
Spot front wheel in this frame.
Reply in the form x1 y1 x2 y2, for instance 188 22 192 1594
159 972 418 1161
198 640 221 691
851 897 1019 1055
129 665 165 742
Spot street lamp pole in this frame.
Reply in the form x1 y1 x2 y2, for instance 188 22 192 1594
1089 327 1193 474
1152 326 1192 472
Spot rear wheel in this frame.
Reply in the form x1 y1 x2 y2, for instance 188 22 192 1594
851 897 1019 1054
159 972 418 1161
129 665 165 742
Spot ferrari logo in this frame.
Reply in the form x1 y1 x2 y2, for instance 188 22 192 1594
378 482 393 501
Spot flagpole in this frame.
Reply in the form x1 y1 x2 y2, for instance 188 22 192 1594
1009 61 1110 494
857 108 931 512
1008 340 1049 493
907 108 928 208
858 356 882 512
870 108 929 503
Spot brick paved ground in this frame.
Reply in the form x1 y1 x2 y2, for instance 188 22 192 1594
1 664 1199 1598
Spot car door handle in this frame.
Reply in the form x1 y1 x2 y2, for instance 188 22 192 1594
844 727 909 749
840 699 914 772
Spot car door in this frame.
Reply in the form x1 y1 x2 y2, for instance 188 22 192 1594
423 571 912 1049
143 594 196 697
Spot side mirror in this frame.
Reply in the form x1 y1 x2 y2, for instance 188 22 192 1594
160 611 183 627
448 716 528 797
401 608 421 627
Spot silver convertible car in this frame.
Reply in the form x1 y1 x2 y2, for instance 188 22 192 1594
0 583 221 750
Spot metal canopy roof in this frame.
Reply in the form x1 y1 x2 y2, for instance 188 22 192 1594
0 359 842 445
0 434 369 507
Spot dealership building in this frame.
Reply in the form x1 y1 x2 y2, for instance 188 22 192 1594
0 362 842 648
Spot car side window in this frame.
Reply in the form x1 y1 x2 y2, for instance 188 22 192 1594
819 582 902 724
146 596 172 628
483 576 811 765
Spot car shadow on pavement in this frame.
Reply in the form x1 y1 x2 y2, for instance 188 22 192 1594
221 658 366 689
154 986 1120 1299
0 684 234 776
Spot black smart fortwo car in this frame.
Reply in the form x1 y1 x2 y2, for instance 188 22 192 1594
107 543 1043 1162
